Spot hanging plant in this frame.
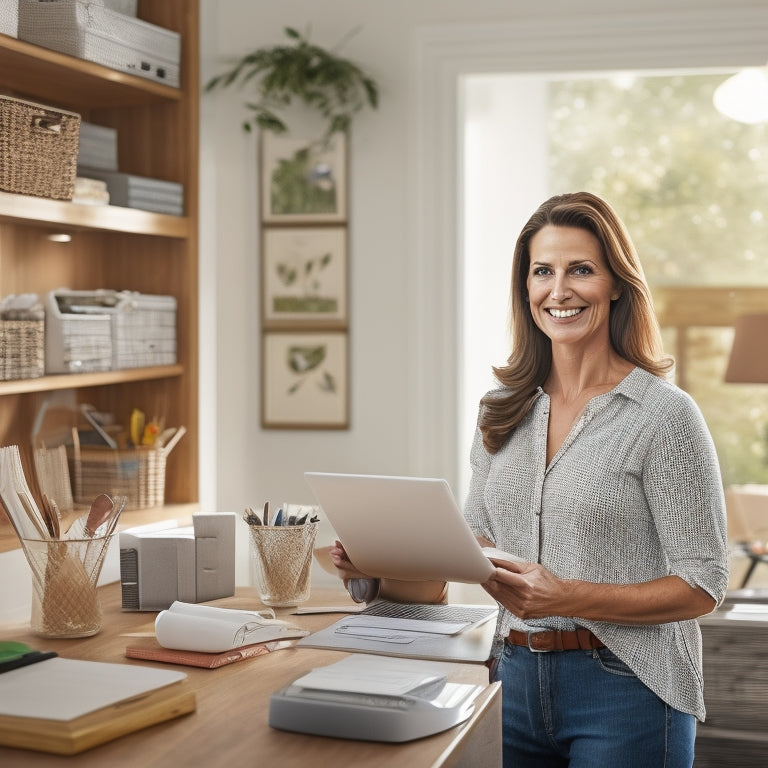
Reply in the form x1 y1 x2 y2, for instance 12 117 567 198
205 26 379 141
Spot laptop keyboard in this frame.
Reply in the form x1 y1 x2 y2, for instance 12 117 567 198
360 601 497 625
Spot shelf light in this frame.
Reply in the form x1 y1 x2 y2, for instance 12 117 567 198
713 67 768 125
47 233 72 243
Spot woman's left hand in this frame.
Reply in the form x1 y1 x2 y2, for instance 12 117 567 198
328 540 371 581
482 558 567 620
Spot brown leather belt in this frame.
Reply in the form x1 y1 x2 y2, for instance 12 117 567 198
507 628 604 652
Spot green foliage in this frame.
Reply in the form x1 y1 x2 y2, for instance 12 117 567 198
270 146 337 214
547 74 768 288
286 345 336 395
205 26 379 140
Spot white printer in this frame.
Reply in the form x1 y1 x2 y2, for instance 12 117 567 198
269 654 483 742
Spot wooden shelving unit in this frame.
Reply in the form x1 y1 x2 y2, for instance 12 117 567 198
0 0 199 551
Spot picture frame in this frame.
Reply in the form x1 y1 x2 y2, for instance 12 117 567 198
260 132 347 224
262 226 347 329
262 331 349 429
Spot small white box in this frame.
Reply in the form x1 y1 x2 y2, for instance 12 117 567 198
119 514 237 611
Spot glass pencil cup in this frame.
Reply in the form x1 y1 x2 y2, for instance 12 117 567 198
247 521 318 607
21 535 114 638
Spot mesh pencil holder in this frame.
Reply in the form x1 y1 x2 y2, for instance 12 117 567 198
21 534 113 638
247 522 318 608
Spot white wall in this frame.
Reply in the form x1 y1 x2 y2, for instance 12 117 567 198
199 0 768 533
459 74 550 498
2 0 767 621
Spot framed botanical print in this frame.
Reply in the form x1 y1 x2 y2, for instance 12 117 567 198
260 132 347 224
262 330 349 429
262 226 347 328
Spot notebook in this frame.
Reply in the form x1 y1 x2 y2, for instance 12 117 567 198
304 472 497 584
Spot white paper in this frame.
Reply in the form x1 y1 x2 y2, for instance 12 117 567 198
154 601 308 652
482 546 526 564
0 657 186 721
332 615 470 636
293 654 449 696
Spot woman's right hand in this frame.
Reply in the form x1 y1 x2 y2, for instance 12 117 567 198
329 540 371 582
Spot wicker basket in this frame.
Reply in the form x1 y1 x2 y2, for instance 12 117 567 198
0 318 44 380
68 426 185 510
0 95 81 200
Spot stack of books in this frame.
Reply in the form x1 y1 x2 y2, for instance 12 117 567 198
77 122 118 173
77 169 184 215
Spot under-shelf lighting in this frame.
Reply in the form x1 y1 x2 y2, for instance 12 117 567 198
47 233 72 243
713 67 768 125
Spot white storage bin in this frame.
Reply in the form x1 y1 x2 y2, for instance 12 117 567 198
18 0 180 87
0 1 18 37
45 289 112 374
45 288 177 373
112 291 177 369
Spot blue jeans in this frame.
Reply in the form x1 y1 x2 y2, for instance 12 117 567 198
491 641 696 768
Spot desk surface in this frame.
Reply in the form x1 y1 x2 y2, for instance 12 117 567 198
0 583 501 767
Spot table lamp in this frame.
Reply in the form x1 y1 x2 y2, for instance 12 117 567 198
725 315 768 384
724 314 768 588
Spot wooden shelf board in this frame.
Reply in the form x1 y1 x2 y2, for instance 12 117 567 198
0 503 199 554
0 365 184 396
0 35 181 109
0 192 190 238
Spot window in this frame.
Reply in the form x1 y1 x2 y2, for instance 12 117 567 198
462 70 768 494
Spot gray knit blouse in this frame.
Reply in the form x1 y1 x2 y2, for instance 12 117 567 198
464 366 729 722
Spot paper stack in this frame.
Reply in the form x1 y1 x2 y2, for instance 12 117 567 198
77 122 118 172
77 170 184 215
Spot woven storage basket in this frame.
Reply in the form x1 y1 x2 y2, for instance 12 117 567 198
69 426 185 510
0 318 44 380
0 95 81 200
70 445 167 510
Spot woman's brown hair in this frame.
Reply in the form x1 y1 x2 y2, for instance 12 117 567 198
479 191 672 454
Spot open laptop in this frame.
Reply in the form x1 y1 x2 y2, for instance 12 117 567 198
303 472 496 584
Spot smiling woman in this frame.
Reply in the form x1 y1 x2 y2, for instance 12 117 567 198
526 225 621 349
463 191 728 768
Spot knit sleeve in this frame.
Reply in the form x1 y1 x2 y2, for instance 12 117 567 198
642 392 730 605
463 420 495 544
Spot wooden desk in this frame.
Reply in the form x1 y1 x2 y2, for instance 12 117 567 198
0 584 502 767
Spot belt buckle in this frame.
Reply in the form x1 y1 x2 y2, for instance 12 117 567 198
526 631 550 653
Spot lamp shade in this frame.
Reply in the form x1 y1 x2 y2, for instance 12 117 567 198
713 68 768 125
725 314 768 383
